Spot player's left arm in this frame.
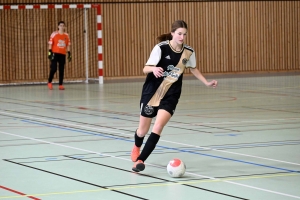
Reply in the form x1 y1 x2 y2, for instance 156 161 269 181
67 35 71 62
190 68 217 88
186 51 217 88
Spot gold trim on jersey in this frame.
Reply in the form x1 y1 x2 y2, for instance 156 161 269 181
168 40 184 53
147 49 193 107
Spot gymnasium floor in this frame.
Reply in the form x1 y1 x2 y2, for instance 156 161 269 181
0 72 299 200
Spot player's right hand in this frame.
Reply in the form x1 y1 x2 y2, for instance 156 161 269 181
48 50 53 60
153 67 164 78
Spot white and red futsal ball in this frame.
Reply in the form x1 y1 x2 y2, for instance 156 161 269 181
167 158 186 177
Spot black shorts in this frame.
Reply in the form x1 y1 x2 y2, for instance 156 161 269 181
140 100 178 118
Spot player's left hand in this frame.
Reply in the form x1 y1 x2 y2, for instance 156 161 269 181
67 51 72 62
206 80 218 88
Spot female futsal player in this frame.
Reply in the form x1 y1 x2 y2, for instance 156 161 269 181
131 20 218 172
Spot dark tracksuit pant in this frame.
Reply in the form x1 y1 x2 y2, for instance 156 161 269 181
48 53 66 85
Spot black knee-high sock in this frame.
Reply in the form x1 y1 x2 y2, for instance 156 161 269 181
134 131 144 147
137 132 160 162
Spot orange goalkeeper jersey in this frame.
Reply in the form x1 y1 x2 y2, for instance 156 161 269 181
48 31 71 55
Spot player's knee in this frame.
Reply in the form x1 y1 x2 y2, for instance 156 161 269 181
137 128 148 137
152 124 164 135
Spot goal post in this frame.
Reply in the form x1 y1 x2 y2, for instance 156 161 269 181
0 4 103 85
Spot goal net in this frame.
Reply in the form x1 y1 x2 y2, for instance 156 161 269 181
0 4 102 85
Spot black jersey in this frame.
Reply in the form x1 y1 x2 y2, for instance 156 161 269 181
141 40 196 107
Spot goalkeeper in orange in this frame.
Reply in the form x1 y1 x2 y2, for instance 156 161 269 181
47 21 71 90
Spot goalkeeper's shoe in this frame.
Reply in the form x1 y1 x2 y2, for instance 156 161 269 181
47 83 53 90
59 85 65 90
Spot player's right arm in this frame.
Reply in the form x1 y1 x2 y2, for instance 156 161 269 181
48 32 54 60
143 66 164 78
143 45 164 78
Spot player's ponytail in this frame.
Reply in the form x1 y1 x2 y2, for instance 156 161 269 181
156 20 188 43
156 33 172 42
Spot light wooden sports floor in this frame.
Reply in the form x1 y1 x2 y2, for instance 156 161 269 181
0 72 299 200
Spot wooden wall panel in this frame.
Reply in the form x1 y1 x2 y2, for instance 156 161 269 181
101 1 299 78
0 1 299 84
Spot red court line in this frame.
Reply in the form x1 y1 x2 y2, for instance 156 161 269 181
0 185 41 200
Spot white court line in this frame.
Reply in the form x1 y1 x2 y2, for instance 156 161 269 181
159 140 300 166
189 117 300 125
1 111 299 166
187 172 300 199
225 180 300 199
1 130 300 199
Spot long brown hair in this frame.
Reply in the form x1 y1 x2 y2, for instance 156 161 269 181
156 20 188 42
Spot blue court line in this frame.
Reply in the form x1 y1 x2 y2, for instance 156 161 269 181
125 150 164 154
45 157 57 160
214 142 300 149
21 120 127 139
71 156 85 158
157 146 300 173
22 119 300 174
180 141 300 150
214 134 242 136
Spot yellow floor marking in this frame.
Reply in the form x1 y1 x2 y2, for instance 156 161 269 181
0 172 299 199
